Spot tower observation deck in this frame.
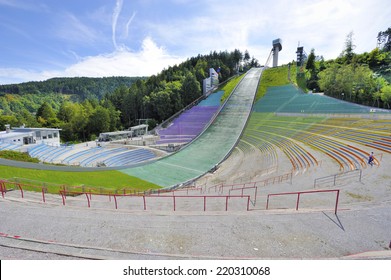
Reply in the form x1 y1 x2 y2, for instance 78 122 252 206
272 38 282 67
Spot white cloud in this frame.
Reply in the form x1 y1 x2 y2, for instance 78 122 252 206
1 0 390 85
143 0 390 65
64 37 183 77
0 37 184 84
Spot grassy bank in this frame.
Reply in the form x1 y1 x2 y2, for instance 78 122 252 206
220 74 245 103
256 64 297 101
0 165 161 194
0 150 39 163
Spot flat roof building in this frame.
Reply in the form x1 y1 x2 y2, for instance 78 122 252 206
98 124 148 142
0 124 61 146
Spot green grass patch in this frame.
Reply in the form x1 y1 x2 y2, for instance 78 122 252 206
220 74 245 103
0 150 39 163
0 165 161 194
256 65 296 101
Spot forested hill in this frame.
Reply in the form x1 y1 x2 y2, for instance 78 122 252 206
0 76 144 101
0 49 259 142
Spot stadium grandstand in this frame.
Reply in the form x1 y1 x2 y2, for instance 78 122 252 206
1 66 391 260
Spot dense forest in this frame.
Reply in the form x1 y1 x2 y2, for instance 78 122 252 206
0 49 259 142
299 27 391 108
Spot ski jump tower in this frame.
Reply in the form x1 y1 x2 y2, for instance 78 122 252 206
272 38 282 67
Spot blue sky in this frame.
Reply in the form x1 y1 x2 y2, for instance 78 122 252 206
0 0 390 84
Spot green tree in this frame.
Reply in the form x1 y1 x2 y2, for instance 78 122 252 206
380 85 391 108
87 106 111 139
36 102 56 121
181 72 201 106
0 115 19 130
319 63 378 104
18 109 41 127
150 90 172 121
101 99 121 131
341 31 356 64
305 49 319 91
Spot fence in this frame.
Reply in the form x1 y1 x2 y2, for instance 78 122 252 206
0 180 47 202
58 190 251 212
1 179 251 212
266 189 340 214
206 172 293 194
313 169 362 188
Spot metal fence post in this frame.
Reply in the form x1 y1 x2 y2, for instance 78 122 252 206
16 183 24 199
266 194 270 210
335 190 340 215
85 193 90 208
0 181 5 198
42 187 46 203
114 195 118 209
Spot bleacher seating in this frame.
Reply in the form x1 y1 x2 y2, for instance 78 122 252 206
79 147 128 167
103 149 156 167
0 142 22 151
240 85 391 172
27 143 157 167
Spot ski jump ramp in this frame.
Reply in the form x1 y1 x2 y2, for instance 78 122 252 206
121 68 263 188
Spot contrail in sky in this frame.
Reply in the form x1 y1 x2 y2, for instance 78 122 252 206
125 11 137 38
112 0 123 49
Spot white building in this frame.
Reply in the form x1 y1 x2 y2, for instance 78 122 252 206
0 124 61 146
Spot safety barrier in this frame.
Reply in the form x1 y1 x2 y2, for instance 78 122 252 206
207 172 293 194
2 178 252 211
266 189 340 214
0 180 47 202
314 169 362 188
58 190 251 211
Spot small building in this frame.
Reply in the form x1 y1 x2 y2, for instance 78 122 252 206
0 124 61 146
98 124 149 142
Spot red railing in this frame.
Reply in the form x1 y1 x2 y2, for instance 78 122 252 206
0 180 47 202
206 172 293 194
228 186 258 203
266 189 340 214
57 189 251 211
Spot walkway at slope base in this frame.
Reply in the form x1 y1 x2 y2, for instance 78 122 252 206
120 68 263 188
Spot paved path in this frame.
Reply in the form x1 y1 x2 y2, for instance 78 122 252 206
1 190 390 260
